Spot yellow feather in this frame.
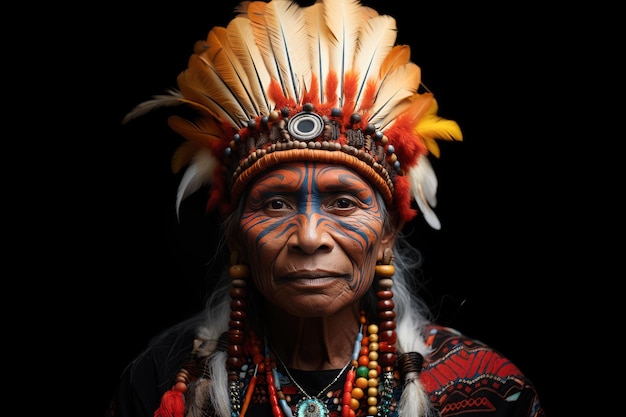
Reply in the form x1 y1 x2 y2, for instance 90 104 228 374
417 117 463 144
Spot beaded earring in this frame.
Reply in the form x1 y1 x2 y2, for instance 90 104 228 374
227 251 251 417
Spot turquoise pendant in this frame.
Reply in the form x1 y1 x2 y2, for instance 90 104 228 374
295 397 329 417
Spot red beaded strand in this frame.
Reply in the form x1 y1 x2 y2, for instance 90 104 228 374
374 264 397 371
374 261 397 417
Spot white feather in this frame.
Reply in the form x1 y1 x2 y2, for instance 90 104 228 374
352 14 397 108
303 1 330 102
408 155 440 230
248 0 310 102
176 149 218 220
324 0 362 105
227 16 274 115
369 62 420 125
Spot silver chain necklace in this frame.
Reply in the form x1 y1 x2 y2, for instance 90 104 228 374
271 345 351 417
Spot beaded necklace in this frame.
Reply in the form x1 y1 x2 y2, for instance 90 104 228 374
270 339 355 417
231 311 397 417
228 261 400 417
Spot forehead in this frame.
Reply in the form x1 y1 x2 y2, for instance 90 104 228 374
250 162 373 190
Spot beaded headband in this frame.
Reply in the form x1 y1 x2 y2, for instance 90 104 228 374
124 0 462 229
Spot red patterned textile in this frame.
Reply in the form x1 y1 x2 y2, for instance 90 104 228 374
421 324 544 416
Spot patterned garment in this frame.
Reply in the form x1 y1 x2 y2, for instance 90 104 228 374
105 324 544 417
421 324 544 416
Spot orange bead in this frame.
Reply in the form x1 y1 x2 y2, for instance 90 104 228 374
351 387 364 400
355 377 368 389
173 381 188 393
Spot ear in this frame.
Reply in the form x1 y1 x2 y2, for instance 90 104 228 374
227 238 245 264
377 218 405 260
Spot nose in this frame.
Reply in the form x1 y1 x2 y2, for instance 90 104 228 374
288 212 334 255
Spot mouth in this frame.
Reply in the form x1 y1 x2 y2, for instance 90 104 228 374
276 270 347 281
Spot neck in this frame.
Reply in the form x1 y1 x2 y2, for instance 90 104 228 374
265 302 362 370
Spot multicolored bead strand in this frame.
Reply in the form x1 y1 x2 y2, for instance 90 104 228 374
374 260 396 417
265 342 288 417
342 315 364 417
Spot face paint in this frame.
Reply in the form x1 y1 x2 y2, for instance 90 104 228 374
240 162 390 317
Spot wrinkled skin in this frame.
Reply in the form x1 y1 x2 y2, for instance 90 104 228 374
234 161 397 369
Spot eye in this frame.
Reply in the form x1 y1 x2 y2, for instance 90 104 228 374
264 198 293 212
335 198 354 209
326 195 359 213
269 199 285 210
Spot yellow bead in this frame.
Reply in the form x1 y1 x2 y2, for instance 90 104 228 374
350 398 361 411
368 360 378 370
367 396 378 406
368 377 378 387
369 342 379 352
368 369 378 379
368 406 378 415
368 351 378 361
375 265 395 277
367 387 378 397
229 265 250 279
367 324 379 335
368 334 378 342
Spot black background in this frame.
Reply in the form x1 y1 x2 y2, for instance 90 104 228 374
73 1 569 415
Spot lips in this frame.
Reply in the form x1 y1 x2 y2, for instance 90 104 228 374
276 270 347 281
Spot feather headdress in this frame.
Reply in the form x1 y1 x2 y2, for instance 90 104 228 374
124 0 462 229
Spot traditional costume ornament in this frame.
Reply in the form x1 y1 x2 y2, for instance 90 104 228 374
123 0 462 229
271 347 352 417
